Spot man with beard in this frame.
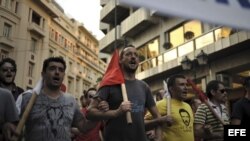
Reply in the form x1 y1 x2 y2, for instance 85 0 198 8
4 57 109 141
0 58 24 101
87 45 162 141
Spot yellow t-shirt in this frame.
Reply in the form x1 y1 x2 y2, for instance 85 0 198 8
145 98 194 141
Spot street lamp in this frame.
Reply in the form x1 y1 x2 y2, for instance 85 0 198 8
181 50 208 70
180 56 192 70
196 50 208 65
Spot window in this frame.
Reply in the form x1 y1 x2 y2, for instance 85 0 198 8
30 38 37 53
214 27 233 40
15 1 18 13
32 11 41 25
4 0 11 9
169 20 202 48
28 62 34 77
138 38 159 62
0 50 8 60
3 23 11 38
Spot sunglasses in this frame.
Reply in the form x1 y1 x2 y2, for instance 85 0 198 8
1 67 16 72
218 89 226 93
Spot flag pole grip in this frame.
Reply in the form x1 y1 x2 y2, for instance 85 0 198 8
204 101 225 125
13 93 37 141
121 83 132 124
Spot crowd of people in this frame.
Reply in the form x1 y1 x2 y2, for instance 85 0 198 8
0 44 249 141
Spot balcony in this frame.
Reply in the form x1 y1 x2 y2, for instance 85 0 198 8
100 0 110 7
100 0 129 24
136 28 250 80
99 25 123 53
100 22 109 34
121 8 158 37
0 37 15 48
34 0 59 18
28 22 45 37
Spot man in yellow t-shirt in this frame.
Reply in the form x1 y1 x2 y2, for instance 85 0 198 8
145 74 194 141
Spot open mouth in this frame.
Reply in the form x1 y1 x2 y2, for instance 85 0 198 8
52 77 61 83
129 60 137 67
6 74 13 78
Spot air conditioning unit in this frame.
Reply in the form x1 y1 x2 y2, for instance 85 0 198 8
216 74 232 88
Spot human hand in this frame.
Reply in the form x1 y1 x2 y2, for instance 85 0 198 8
118 101 132 114
160 115 174 126
146 130 155 139
98 100 109 112
2 122 19 141
204 125 212 135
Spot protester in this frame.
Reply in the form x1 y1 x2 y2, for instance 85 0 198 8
156 89 165 101
0 88 19 140
86 45 162 141
4 56 108 141
189 97 202 114
0 58 24 101
231 76 250 126
74 88 104 141
145 74 194 141
146 89 165 141
194 80 230 141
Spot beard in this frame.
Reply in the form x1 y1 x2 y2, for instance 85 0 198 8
0 77 14 86
124 65 138 73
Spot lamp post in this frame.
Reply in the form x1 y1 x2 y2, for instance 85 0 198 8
181 50 208 81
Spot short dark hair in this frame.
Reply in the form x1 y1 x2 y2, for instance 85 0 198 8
0 58 17 72
167 74 186 89
206 80 224 98
42 57 66 72
119 44 135 60
85 87 97 98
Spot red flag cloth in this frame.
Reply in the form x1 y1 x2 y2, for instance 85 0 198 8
187 79 208 102
99 49 124 88
60 83 66 92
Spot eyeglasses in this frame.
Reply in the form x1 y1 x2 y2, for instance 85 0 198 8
1 67 16 73
88 95 94 99
218 89 226 94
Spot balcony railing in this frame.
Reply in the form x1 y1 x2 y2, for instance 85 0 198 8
137 27 242 74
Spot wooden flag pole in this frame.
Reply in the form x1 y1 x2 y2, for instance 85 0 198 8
121 83 132 124
163 80 171 115
187 79 225 125
203 101 225 125
167 96 171 115
13 93 38 141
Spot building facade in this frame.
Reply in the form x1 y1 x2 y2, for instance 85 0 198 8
99 0 250 110
0 0 106 99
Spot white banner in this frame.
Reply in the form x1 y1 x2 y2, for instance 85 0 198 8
120 0 250 30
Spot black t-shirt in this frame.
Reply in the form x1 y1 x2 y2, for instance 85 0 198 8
231 97 250 127
97 79 155 141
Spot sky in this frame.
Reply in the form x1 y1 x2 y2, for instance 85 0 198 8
55 0 105 40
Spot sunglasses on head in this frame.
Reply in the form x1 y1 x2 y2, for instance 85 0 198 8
1 67 16 72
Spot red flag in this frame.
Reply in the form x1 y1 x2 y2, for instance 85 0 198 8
187 78 225 125
187 79 208 102
99 49 124 88
60 83 66 92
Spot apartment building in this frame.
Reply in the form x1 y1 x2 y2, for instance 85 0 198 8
0 0 106 99
99 0 250 109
